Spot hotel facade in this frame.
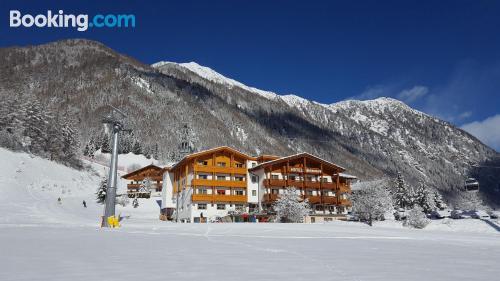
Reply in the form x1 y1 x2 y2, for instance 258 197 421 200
158 146 355 222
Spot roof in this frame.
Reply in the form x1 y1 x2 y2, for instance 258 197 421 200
339 173 357 179
249 152 346 172
169 146 255 171
121 164 163 179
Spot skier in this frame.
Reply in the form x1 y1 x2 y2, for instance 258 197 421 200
57 197 62 204
82 200 87 208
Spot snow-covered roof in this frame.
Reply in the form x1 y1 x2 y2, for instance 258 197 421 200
339 173 357 179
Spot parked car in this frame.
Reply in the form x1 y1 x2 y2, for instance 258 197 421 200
471 210 490 219
431 209 451 219
487 210 500 219
346 214 360 221
451 210 464 219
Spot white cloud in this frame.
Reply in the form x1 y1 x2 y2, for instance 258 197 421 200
347 85 392 101
461 114 500 152
397 86 428 104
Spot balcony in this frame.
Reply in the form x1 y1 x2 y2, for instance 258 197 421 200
263 193 279 202
304 195 321 204
263 179 339 189
322 182 336 189
191 178 247 188
192 194 247 203
127 183 141 190
322 197 337 204
338 184 351 193
191 194 213 202
194 165 247 175
338 199 352 206
263 179 286 187
305 182 321 188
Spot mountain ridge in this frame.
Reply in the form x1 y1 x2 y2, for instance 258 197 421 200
0 39 498 206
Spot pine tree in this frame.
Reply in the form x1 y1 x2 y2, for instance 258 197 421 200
96 178 107 204
433 191 447 210
132 140 142 155
100 132 110 153
414 182 436 213
22 99 51 154
273 187 311 223
392 172 414 210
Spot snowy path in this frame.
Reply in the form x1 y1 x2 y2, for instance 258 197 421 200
1 148 500 281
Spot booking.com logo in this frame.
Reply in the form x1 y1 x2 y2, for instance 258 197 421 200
9 10 135 32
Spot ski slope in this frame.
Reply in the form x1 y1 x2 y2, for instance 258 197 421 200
0 148 500 281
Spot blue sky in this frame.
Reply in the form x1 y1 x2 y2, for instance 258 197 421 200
1 0 499 150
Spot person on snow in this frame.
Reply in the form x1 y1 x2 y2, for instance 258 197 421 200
57 197 62 204
82 200 87 208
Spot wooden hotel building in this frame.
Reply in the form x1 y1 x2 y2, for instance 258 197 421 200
157 146 356 222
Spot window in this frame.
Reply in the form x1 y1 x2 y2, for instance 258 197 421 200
235 163 243 168
234 176 244 181
252 190 257 196
198 203 207 210
198 188 207 194
306 176 313 182
198 160 208 166
217 162 226 167
217 175 226 181
251 175 257 183
217 204 226 210
198 174 208 179
271 175 279 180
322 178 328 182
217 189 226 195
235 204 244 210
272 189 279 194
235 190 244 195
307 190 314 195
289 175 296 181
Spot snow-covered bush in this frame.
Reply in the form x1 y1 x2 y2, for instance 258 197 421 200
351 183 393 226
273 187 311 223
404 206 430 229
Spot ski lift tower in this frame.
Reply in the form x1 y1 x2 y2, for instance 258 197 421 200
101 105 131 227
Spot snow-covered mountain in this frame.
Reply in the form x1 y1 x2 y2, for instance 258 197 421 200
0 39 498 206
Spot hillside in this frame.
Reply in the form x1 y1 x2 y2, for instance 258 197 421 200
0 39 498 206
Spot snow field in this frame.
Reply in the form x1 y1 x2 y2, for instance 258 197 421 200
0 148 499 281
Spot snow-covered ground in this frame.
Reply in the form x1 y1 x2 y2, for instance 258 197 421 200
1 148 499 281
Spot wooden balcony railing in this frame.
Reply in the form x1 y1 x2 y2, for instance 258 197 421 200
192 194 247 203
262 193 346 206
194 165 247 175
322 197 337 204
191 178 246 188
338 184 351 193
263 179 342 190
263 194 279 202
338 199 352 206
263 179 286 187
127 183 141 190
304 195 321 204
